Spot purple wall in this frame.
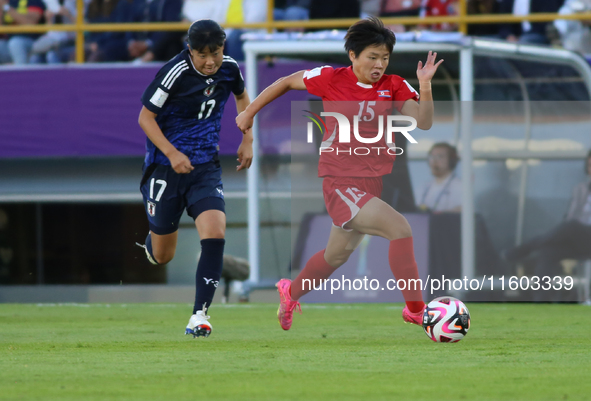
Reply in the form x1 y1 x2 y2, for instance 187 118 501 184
0 61 322 159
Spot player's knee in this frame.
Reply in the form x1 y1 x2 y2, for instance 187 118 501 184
153 249 175 264
388 217 413 240
395 221 413 239
325 252 351 268
201 228 225 239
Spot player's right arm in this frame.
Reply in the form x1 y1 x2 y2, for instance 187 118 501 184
138 106 194 174
140 59 194 174
235 70 307 134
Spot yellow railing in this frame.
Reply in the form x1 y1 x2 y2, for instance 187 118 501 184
1 0 591 63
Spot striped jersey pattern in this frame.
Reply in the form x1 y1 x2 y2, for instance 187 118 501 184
161 60 189 90
140 49 245 168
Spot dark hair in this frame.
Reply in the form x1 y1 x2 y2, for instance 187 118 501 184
429 142 459 170
344 17 396 58
187 19 226 53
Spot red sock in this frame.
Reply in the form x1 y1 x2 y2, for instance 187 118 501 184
388 237 425 313
290 250 338 300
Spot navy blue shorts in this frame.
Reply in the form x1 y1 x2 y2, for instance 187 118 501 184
140 160 225 235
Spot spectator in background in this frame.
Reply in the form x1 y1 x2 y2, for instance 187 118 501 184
467 0 500 36
379 0 421 32
419 0 459 32
225 0 268 61
274 0 310 21
30 0 78 63
126 0 183 63
0 25 10 64
555 0 591 57
417 142 462 213
85 0 133 62
380 0 421 17
0 0 46 64
502 151 591 278
309 0 360 21
497 0 564 45
360 0 381 18
181 0 227 24
182 0 268 61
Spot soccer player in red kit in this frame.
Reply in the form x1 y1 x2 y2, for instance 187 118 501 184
236 17 443 330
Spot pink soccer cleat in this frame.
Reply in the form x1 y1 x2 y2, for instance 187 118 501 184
276 279 301 330
402 305 427 326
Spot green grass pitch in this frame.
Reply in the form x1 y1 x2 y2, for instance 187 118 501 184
1 303 590 401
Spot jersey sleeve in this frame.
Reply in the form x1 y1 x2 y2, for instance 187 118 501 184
141 60 189 114
303 66 334 98
392 76 420 111
231 63 245 95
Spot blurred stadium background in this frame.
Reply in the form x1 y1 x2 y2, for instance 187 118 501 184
1 0 591 304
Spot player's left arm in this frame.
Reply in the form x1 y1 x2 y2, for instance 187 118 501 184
234 90 253 171
400 51 443 130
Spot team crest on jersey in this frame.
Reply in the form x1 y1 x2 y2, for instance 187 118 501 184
204 85 216 97
147 201 156 217
377 90 391 98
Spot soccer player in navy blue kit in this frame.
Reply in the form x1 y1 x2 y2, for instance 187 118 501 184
137 19 252 338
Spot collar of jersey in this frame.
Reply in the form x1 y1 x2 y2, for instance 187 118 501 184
346 66 374 89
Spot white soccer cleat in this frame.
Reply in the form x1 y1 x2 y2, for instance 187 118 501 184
135 242 158 265
185 310 212 338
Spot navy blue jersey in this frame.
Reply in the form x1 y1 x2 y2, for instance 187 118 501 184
141 50 244 167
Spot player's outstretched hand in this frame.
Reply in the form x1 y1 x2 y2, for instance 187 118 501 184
236 111 254 134
417 51 444 83
236 131 253 171
169 150 194 174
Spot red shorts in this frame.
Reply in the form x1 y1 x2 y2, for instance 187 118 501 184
322 176 383 230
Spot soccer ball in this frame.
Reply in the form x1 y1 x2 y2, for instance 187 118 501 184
422 297 470 343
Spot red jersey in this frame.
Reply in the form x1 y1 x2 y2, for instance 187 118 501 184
303 65 419 178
